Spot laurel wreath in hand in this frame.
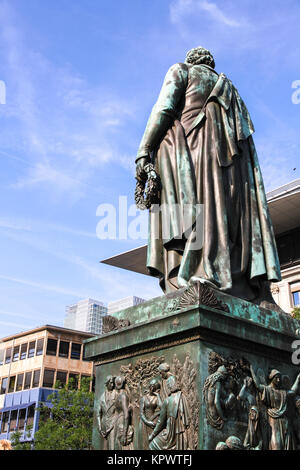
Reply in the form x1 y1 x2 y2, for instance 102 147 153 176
135 163 161 210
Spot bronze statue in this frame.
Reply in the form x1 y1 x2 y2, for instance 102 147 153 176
243 406 263 450
250 366 300 450
97 375 118 449
203 365 233 429
114 376 134 450
158 362 173 402
135 46 281 308
149 375 190 450
139 378 162 449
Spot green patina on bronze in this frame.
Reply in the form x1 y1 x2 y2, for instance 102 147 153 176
135 47 281 306
84 286 300 450
84 48 299 451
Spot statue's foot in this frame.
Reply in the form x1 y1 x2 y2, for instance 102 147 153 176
190 276 218 289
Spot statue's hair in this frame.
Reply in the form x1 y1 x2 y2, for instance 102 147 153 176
185 46 215 68
105 375 115 385
158 362 170 372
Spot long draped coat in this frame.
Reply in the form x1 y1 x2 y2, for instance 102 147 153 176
136 62 281 299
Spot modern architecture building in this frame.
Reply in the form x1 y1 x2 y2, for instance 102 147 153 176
107 296 145 315
0 325 94 443
64 298 107 335
268 179 300 314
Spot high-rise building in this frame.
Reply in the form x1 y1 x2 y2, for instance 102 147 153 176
107 296 145 315
64 299 107 335
0 325 94 443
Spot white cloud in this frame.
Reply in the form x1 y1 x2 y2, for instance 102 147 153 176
0 2 138 199
0 273 89 298
170 0 243 28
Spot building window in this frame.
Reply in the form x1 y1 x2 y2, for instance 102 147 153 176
24 371 32 390
56 371 67 388
9 410 18 433
0 348 4 366
26 405 35 428
36 339 44 356
293 291 300 307
13 345 20 362
8 375 16 393
16 373 24 392
1 412 9 433
20 343 28 360
46 338 57 356
70 343 81 360
28 341 36 358
32 370 41 388
59 341 69 358
68 373 79 390
5 347 12 364
43 369 55 388
0 377 8 395
18 408 26 431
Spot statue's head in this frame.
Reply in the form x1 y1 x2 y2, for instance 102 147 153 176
249 406 259 421
115 375 126 390
225 436 244 450
185 46 215 69
149 378 161 394
105 375 115 390
158 362 170 379
269 369 281 389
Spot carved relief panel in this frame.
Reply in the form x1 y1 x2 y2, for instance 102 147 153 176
96 353 200 450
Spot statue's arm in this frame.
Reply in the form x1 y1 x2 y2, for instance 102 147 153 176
120 393 130 445
290 372 300 394
136 63 188 162
149 401 167 441
214 382 226 421
140 397 154 428
250 365 264 393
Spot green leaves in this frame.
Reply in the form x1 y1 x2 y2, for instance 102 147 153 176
34 377 94 450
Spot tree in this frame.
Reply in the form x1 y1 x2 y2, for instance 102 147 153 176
11 426 33 450
292 307 300 321
33 377 94 450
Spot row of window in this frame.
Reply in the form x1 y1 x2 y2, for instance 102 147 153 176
0 405 35 434
0 368 91 394
293 290 300 307
0 338 83 366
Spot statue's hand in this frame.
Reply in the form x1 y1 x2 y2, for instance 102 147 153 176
136 157 149 182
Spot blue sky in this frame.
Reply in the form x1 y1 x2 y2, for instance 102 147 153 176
0 0 299 337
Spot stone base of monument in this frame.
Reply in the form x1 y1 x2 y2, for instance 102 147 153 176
84 282 300 451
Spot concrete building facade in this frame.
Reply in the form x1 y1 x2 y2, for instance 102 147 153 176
0 325 94 442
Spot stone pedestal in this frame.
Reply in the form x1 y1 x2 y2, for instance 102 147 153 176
84 282 300 450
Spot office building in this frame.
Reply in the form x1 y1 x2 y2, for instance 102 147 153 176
268 179 300 314
107 296 145 315
0 325 94 442
64 298 107 335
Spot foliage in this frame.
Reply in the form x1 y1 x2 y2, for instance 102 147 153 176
33 377 94 450
11 426 33 450
292 307 300 321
